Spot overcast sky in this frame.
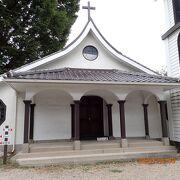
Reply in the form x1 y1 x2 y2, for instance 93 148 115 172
67 0 167 71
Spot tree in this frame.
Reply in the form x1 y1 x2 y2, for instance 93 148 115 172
0 0 80 73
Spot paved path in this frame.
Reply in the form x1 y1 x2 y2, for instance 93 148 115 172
0 161 180 180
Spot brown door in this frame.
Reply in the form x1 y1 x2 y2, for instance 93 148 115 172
80 96 104 140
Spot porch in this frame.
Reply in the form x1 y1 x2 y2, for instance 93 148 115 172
13 138 177 167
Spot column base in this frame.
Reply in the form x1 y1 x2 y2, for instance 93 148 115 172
145 135 150 140
120 139 128 148
74 140 81 150
109 136 115 140
162 137 169 146
22 143 30 153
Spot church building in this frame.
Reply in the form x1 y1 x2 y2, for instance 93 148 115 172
0 2 179 163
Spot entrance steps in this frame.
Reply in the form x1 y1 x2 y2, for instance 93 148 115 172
12 139 178 167
29 141 73 153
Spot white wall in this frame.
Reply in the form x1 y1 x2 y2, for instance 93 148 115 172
125 91 145 137
164 0 175 29
166 30 180 77
0 83 16 145
14 84 165 142
148 96 162 138
169 89 180 141
163 1 180 142
33 90 72 141
36 32 139 72
112 102 120 138
15 93 25 144
125 91 162 138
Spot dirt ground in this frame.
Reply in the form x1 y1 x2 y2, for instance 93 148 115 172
0 160 180 180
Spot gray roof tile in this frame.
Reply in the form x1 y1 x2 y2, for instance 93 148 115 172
4 68 180 84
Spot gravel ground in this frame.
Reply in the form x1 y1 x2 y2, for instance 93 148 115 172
0 161 180 180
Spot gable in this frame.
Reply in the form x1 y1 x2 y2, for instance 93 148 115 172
35 32 139 72
14 19 156 75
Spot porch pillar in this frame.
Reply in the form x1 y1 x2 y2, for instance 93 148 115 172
106 104 113 139
158 101 169 145
142 104 150 139
30 104 36 141
74 100 80 150
118 100 128 147
23 100 32 144
70 104 75 139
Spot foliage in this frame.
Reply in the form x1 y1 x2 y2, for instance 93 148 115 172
0 0 79 73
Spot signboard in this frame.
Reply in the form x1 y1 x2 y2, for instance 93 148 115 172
0 125 13 145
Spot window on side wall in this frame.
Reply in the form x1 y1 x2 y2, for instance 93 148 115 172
0 100 6 126
173 0 180 23
178 34 180 64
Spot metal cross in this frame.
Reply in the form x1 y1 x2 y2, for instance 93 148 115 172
82 1 95 21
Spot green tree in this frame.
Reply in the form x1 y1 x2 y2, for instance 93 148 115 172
0 0 79 73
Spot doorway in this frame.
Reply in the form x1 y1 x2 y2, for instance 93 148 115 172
80 96 104 140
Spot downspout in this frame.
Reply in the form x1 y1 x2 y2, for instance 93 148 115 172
1 79 18 153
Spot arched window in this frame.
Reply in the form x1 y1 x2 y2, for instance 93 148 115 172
173 0 180 23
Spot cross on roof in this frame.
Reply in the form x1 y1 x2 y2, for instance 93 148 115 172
82 1 95 21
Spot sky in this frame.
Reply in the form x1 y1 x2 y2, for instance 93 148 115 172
67 0 167 71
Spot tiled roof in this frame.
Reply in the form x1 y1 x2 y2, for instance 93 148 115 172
4 68 180 84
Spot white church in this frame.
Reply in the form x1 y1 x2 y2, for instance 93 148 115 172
0 1 179 165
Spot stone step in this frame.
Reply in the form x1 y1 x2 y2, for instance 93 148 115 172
123 146 176 153
29 140 172 153
13 145 176 160
128 141 164 147
15 150 178 167
81 142 120 150
29 143 73 153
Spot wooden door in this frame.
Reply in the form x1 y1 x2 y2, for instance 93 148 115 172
80 96 104 140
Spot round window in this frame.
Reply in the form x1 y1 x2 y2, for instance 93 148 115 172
83 46 98 61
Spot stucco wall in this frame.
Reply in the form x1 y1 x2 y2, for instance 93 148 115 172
15 93 25 144
33 90 72 140
125 91 161 138
31 89 162 141
0 83 16 145
35 32 139 72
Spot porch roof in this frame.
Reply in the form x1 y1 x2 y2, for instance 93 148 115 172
4 68 180 84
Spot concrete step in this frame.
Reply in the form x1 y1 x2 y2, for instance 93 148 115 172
128 141 163 147
15 150 178 167
29 140 173 153
124 146 176 153
13 145 176 160
81 142 120 150
29 142 73 153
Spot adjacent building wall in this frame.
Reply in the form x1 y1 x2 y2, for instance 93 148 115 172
163 1 180 142
164 0 175 29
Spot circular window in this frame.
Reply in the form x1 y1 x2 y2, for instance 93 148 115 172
83 46 98 61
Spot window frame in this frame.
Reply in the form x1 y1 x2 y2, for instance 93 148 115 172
82 45 98 61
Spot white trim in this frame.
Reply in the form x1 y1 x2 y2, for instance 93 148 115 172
4 79 180 87
14 20 156 75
